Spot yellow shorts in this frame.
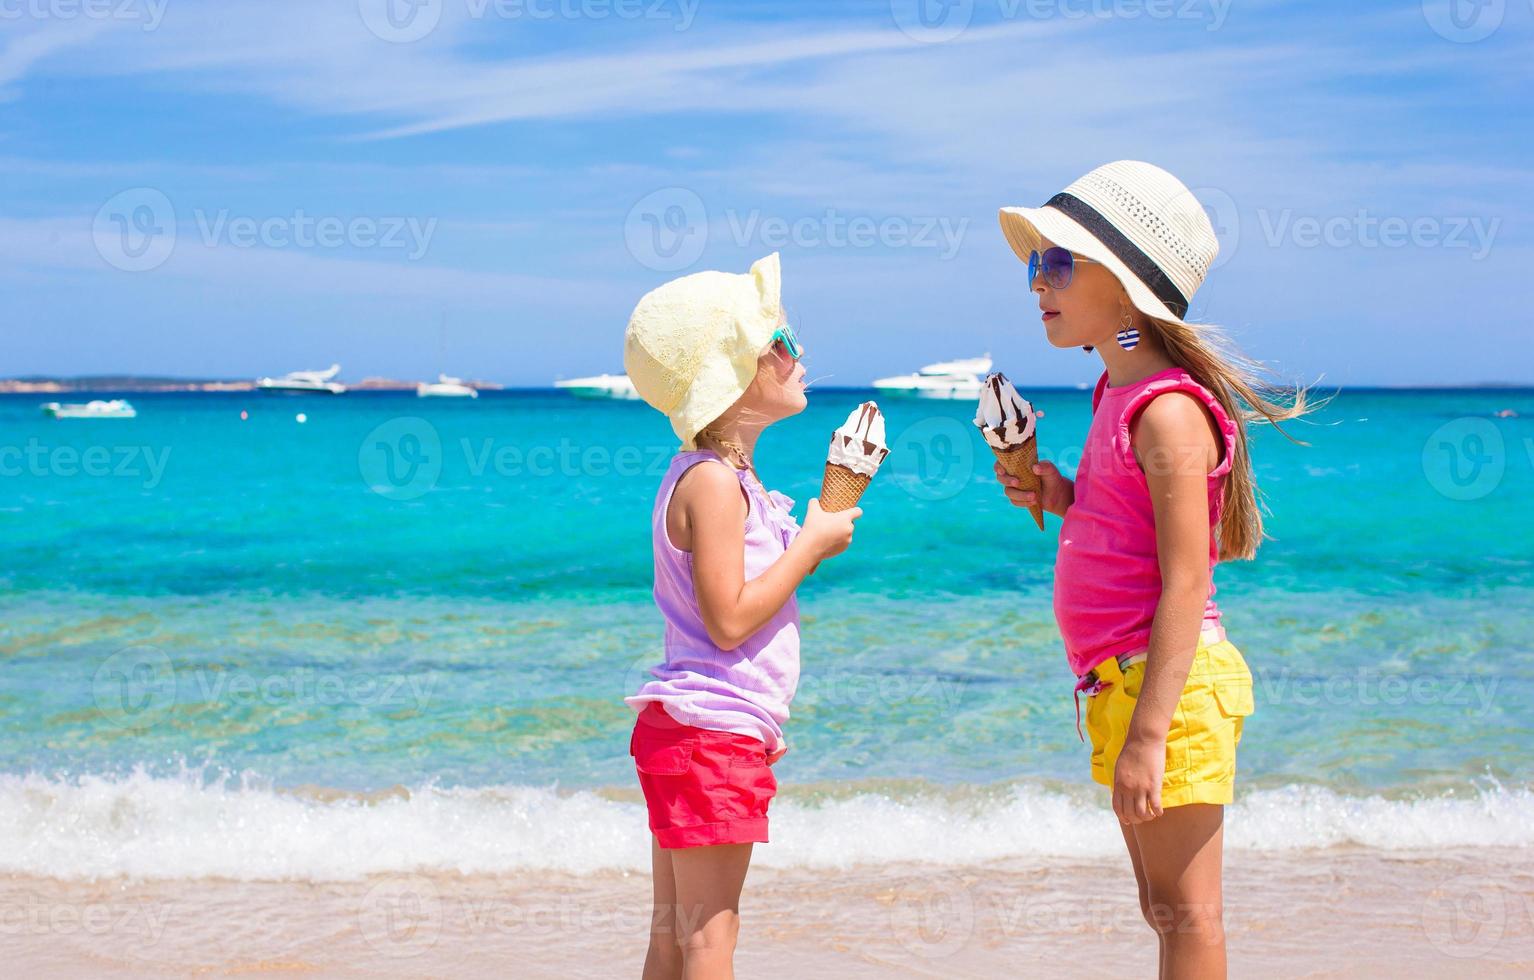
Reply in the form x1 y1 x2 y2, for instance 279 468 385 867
1084 638 1255 808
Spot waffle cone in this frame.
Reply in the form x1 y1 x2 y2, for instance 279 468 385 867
993 439 1045 530
820 463 872 513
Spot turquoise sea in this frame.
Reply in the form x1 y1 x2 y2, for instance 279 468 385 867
2 385 1532 879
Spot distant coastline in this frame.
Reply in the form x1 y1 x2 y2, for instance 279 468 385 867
0 376 504 394
0 377 1528 395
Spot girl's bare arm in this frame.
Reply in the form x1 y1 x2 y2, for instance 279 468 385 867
1114 392 1223 824
678 463 858 651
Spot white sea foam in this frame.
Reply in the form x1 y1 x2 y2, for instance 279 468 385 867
2 768 1530 881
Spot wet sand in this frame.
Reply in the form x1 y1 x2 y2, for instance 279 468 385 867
5 849 1531 978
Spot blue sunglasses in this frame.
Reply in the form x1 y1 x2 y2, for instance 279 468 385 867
770 323 803 361
1028 247 1101 290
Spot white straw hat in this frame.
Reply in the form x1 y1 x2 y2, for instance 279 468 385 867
624 253 783 450
999 161 1218 322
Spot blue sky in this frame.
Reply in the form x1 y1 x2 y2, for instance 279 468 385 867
1 0 1530 386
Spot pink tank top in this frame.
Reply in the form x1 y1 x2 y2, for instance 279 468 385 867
1054 367 1239 679
625 451 802 752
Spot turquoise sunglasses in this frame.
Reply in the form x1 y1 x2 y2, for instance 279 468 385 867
770 323 803 361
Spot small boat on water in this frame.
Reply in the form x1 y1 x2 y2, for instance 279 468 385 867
41 399 137 419
555 373 640 400
872 356 992 400
256 364 347 395
417 374 479 399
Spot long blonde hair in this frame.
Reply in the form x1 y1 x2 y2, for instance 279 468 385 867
1143 315 1320 561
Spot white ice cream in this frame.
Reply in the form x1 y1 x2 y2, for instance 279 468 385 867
973 372 1037 451
827 401 891 477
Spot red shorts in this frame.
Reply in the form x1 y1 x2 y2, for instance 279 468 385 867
630 702 778 849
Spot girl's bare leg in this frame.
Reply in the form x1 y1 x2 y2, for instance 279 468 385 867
669 842 754 980
1132 803 1226 980
1119 821 1162 962
643 837 683 980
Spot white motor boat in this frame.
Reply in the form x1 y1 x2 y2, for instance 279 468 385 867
872 356 992 400
42 399 137 419
256 364 347 395
554 374 640 400
417 374 479 398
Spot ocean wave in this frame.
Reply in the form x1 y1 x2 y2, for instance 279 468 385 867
2 768 1530 881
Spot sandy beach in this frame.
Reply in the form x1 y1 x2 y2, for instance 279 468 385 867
6 849 1530 978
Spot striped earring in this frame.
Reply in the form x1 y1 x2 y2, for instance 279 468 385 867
1116 307 1140 351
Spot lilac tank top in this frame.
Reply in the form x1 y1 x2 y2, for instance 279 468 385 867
624 451 802 751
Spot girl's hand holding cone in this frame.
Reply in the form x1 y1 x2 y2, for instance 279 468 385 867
994 459 1075 518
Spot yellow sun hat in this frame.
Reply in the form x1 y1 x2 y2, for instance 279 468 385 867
623 252 783 449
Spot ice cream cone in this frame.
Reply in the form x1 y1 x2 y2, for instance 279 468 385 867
821 401 890 513
820 462 872 513
992 440 1045 530
975 372 1046 531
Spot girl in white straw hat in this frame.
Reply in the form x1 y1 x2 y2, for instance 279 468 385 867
994 161 1313 976
622 252 862 978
